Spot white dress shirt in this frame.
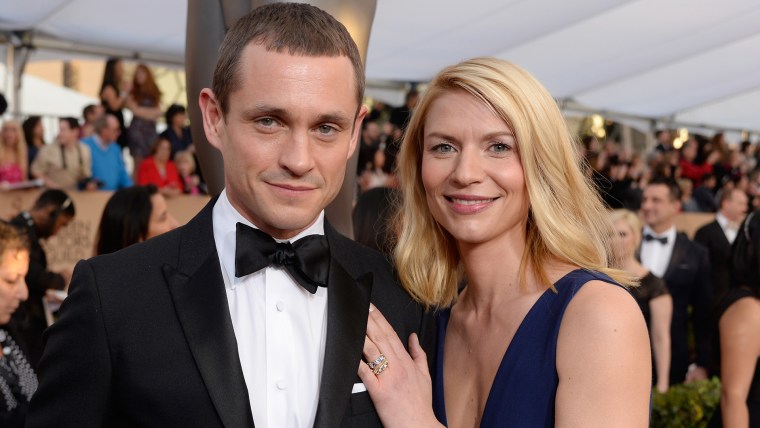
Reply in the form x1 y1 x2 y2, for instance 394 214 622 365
213 190 328 428
640 225 677 278
715 212 739 244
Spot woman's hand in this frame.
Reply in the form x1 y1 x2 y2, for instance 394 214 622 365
357 304 442 428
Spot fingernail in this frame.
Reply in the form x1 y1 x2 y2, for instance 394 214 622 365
369 303 375 312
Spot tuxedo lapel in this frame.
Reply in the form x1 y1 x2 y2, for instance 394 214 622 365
314 225 374 428
664 233 687 280
163 201 255 428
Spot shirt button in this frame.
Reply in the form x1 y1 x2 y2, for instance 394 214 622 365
276 301 285 312
276 379 287 390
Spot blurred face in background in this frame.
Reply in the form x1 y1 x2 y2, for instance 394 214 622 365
146 193 178 240
612 219 637 263
1 122 19 147
0 249 29 325
58 120 78 147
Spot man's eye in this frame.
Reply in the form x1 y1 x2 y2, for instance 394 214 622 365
257 118 276 127
317 125 337 135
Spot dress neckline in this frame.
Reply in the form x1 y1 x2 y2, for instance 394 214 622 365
435 268 586 427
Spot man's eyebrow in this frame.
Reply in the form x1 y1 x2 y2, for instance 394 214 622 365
241 105 287 118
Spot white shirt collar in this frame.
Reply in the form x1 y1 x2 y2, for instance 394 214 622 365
212 189 325 290
716 212 735 230
642 224 676 241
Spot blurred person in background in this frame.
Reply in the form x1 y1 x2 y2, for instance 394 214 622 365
174 150 204 195
0 121 28 187
352 186 398 256
695 188 749 298
9 190 74 369
159 104 193 158
31 117 94 191
99 58 130 150
0 221 36 427
80 104 104 139
126 63 162 174
136 136 182 197
94 185 178 255
610 209 672 393
709 210 760 427
21 117 44 174
82 114 133 191
640 176 713 385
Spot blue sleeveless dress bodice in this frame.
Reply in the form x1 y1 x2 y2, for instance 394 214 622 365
432 269 620 427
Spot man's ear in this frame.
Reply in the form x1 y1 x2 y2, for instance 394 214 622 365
199 88 224 150
348 105 369 160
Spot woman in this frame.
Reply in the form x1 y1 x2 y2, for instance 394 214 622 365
21 117 43 174
0 121 28 185
358 57 651 427
710 210 760 427
610 208 672 393
359 147 395 193
95 184 179 255
136 137 182 196
99 57 130 150
126 63 162 173
0 221 36 426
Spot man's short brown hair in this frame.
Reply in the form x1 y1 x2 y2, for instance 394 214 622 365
212 2 365 116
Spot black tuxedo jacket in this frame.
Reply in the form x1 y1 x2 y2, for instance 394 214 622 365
27 200 434 427
660 232 713 385
693 219 732 297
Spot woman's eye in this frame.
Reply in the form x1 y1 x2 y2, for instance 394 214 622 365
432 143 454 153
491 143 510 153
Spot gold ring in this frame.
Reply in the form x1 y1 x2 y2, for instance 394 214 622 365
367 354 385 370
372 359 389 375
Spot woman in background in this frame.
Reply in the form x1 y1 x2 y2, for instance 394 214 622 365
95 185 178 255
710 211 760 427
136 137 182 197
21 117 43 173
99 58 130 150
126 63 162 174
0 121 28 186
610 208 672 393
0 221 36 427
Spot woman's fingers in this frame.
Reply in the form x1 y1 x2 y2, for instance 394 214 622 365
366 304 407 361
408 333 429 373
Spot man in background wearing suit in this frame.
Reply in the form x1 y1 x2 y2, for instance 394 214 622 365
694 188 748 298
28 4 432 427
640 176 713 386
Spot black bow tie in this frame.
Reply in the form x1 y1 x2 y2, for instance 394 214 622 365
234 223 330 294
644 233 668 245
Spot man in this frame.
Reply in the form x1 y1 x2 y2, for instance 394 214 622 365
9 189 75 368
80 103 104 138
694 188 748 297
388 88 419 131
81 113 133 190
640 176 713 386
28 4 432 427
31 117 95 190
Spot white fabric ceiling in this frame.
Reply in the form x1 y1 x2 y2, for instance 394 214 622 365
1 0 758 132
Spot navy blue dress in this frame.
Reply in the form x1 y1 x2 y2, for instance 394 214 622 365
432 269 621 427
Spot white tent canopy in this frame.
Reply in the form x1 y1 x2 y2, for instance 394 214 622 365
1 0 759 133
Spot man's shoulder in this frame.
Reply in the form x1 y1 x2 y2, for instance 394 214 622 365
694 219 721 238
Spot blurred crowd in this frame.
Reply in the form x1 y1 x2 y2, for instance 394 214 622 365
0 58 206 197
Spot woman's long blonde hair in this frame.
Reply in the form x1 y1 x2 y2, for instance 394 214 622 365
394 57 633 308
